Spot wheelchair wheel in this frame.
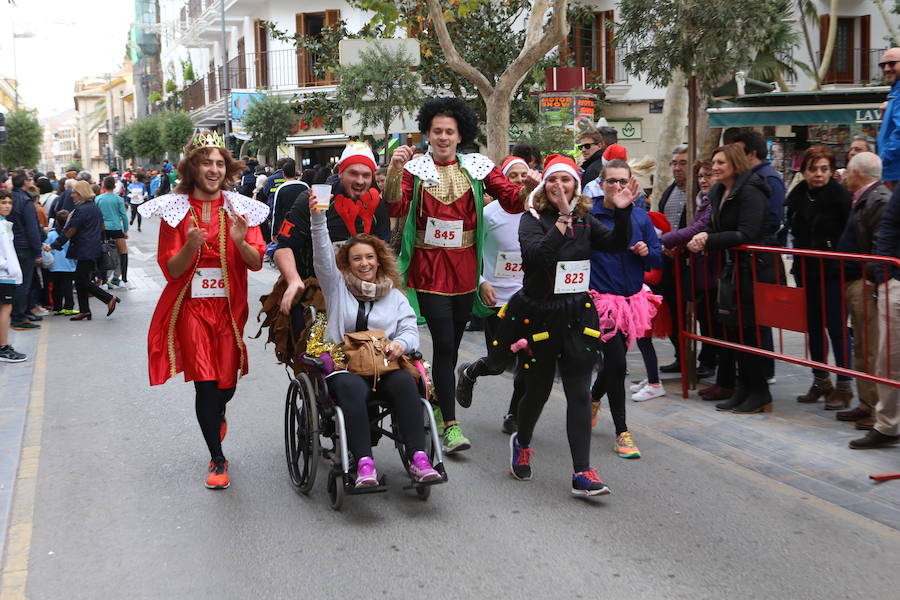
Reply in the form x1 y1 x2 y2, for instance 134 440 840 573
327 466 344 511
284 375 319 495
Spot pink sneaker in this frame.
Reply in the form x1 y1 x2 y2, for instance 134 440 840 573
355 456 378 488
408 451 441 483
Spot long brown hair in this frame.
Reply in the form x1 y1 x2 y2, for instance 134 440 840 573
335 234 404 291
174 134 244 195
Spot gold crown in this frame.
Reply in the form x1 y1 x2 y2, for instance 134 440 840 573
188 131 226 152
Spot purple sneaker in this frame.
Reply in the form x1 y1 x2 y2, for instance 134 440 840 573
355 456 378 488
408 451 441 483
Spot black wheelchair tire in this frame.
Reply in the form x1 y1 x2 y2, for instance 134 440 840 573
284 375 319 495
327 466 344 511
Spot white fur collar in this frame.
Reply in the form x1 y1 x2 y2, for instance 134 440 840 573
404 153 495 187
138 190 269 228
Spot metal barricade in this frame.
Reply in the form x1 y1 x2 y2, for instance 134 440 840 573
673 245 900 399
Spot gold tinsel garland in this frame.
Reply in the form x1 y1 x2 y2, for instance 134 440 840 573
304 313 346 368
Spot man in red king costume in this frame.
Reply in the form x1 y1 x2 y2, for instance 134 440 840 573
384 97 539 454
139 131 267 490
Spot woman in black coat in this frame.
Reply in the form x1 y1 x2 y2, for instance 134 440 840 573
785 146 853 409
51 181 119 320
688 144 776 414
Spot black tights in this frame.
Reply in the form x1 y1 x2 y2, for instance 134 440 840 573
194 381 235 460
591 333 628 435
417 291 473 423
515 361 593 473
130 204 142 228
119 253 128 283
326 370 425 460
466 311 525 416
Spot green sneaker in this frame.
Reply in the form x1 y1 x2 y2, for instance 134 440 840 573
432 405 445 437
442 423 471 454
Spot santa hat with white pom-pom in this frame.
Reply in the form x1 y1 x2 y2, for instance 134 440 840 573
526 154 582 218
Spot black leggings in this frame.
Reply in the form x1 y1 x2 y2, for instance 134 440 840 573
591 333 629 435
466 311 525 416
50 271 74 311
326 370 425 460
194 381 235 460
516 362 593 473
129 204 142 228
417 291 474 423
636 337 659 385
74 259 113 313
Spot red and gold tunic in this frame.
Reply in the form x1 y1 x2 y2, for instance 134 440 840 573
147 195 265 389
387 157 527 295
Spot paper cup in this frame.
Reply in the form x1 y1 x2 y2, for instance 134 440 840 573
312 184 332 210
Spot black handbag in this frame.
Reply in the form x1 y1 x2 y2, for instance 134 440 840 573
716 259 739 327
100 239 118 271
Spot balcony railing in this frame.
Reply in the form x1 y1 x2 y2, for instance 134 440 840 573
184 49 340 114
817 48 886 85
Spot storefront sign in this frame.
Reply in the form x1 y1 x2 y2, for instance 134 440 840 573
855 108 882 123
540 93 597 130
606 119 643 140
231 91 265 121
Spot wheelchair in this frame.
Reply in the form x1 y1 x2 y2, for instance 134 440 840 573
283 307 447 510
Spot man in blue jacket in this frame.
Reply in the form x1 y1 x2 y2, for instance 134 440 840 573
7 171 43 330
877 47 900 187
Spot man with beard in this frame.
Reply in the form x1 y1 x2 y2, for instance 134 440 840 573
138 131 268 490
275 142 390 313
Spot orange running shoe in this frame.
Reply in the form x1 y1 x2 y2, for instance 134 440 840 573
591 401 601 428
205 458 230 489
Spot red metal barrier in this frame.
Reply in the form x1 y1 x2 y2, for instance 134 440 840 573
673 245 900 399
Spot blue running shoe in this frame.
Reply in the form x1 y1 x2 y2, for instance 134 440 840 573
509 433 533 481
571 467 610 496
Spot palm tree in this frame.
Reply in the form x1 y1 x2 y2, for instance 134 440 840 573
750 0 814 91
795 0 821 89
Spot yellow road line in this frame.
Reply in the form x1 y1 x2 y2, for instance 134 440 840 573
0 325 49 599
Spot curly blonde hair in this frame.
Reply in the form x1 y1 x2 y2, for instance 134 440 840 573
530 186 592 217
335 234 405 290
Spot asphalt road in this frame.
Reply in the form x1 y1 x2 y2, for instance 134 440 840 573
4 216 900 599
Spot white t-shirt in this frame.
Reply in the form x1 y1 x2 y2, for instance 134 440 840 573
481 201 524 307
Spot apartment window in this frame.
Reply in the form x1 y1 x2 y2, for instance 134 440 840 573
563 11 617 83
820 14 872 84
237 37 247 88
254 19 269 88
296 9 340 86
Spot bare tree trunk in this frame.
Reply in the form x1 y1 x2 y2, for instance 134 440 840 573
651 71 688 209
425 0 568 163
874 0 900 47
796 0 821 90
816 0 840 84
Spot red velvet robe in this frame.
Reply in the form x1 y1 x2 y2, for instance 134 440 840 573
391 161 524 295
147 196 265 388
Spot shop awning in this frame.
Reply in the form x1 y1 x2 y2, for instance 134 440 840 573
708 103 884 127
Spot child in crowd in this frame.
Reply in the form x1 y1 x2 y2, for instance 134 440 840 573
45 210 77 315
0 190 27 362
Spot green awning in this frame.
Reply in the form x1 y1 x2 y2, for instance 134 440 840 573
708 106 883 127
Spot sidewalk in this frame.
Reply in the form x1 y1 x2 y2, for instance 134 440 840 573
0 328 39 552
624 329 900 530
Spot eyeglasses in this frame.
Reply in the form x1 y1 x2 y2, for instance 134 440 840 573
879 60 899 69
670 160 688 167
602 178 630 186
578 143 595 151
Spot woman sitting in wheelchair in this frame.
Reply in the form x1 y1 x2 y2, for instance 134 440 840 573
310 191 442 488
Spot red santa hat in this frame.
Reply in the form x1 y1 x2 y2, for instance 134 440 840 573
500 156 529 176
602 143 628 162
647 211 672 238
526 154 581 218
338 142 377 174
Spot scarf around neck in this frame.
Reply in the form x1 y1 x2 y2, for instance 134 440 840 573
342 271 393 301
